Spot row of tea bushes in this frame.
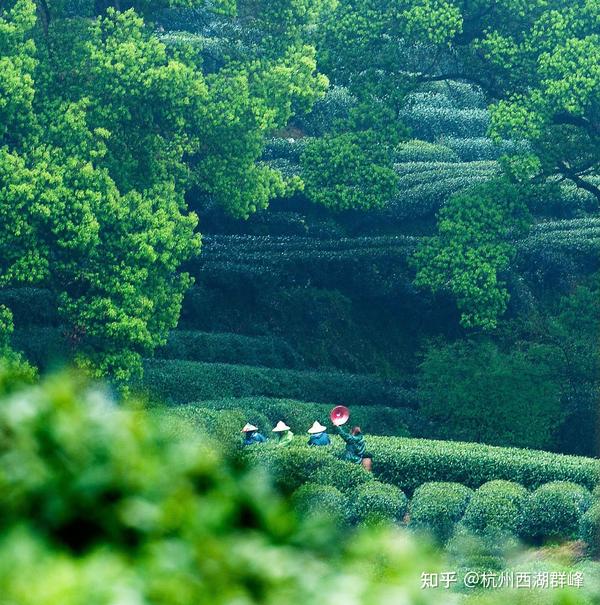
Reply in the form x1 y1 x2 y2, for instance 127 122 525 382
178 398 419 437
292 481 408 527
368 436 600 492
408 480 597 546
238 431 600 496
142 359 417 407
245 442 373 495
167 414 600 548
156 330 303 369
286 471 599 549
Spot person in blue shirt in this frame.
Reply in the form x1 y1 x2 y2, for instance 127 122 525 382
307 421 331 446
241 423 267 446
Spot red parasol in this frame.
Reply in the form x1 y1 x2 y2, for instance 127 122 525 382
330 405 350 426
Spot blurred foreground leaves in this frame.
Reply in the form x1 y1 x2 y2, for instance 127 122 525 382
0 364 595 604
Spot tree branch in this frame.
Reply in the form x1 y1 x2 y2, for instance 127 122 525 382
553 112 600 138
557 161 600 202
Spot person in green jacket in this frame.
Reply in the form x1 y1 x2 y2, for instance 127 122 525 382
272 420 294 447
335 424 367 464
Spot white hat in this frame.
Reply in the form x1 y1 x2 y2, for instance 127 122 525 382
308 421 327 434
241 423 258 433
272 420 290 432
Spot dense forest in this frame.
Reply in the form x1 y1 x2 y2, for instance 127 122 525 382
0 0 599 602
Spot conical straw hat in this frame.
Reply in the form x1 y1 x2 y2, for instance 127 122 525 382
241 423 258 433
308 421 327 434
272 420 290 432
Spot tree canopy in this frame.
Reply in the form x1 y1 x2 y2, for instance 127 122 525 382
0 0 327 379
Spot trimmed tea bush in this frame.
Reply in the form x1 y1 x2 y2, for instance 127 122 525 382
143 359 415 407
311 462 373 493
182 398 412 437
246 444 372 495
438 137 526 161
388 160 499 219
446 525 519 575
409 482 473 543
461 480 528 536
156 330 302 369
520 482 592 542
352 482 408 526
12 326 69 369
398 106 489 140
292 483 349 524
164 406 271 453
394 140 459 163
580 502 600 556
369 436 600 492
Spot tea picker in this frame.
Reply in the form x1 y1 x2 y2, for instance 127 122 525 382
241 423 267 446
307 421 331 446
330 406 373 471
272 420 294 447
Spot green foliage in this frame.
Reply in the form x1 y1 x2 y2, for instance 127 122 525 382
180 398 413 437
394 140 459 163
409 482 473 543
368 435 600 493
482 1 600 198
580 502 600 557
142 359 415 407
11 326 69 370
352 482 408 526
320 0 600 199
0 0 331 380
0 355 37 396
263 137 312 163
390 160 499 219
418 339 563 449
461 481 529 536
157 330 302 368
292 85 356 137
291 483 349 525
300 133 399 211
520 482 592 543
413 179 531 329
0 1 204 381
0 367 472 605
246 443 372 494
398 105 489 141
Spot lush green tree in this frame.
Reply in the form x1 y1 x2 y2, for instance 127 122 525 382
413 179 530 329
318 0 599 329
319 0 600 200
0 0 327 379
419 339 563 450
300 132 399 211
